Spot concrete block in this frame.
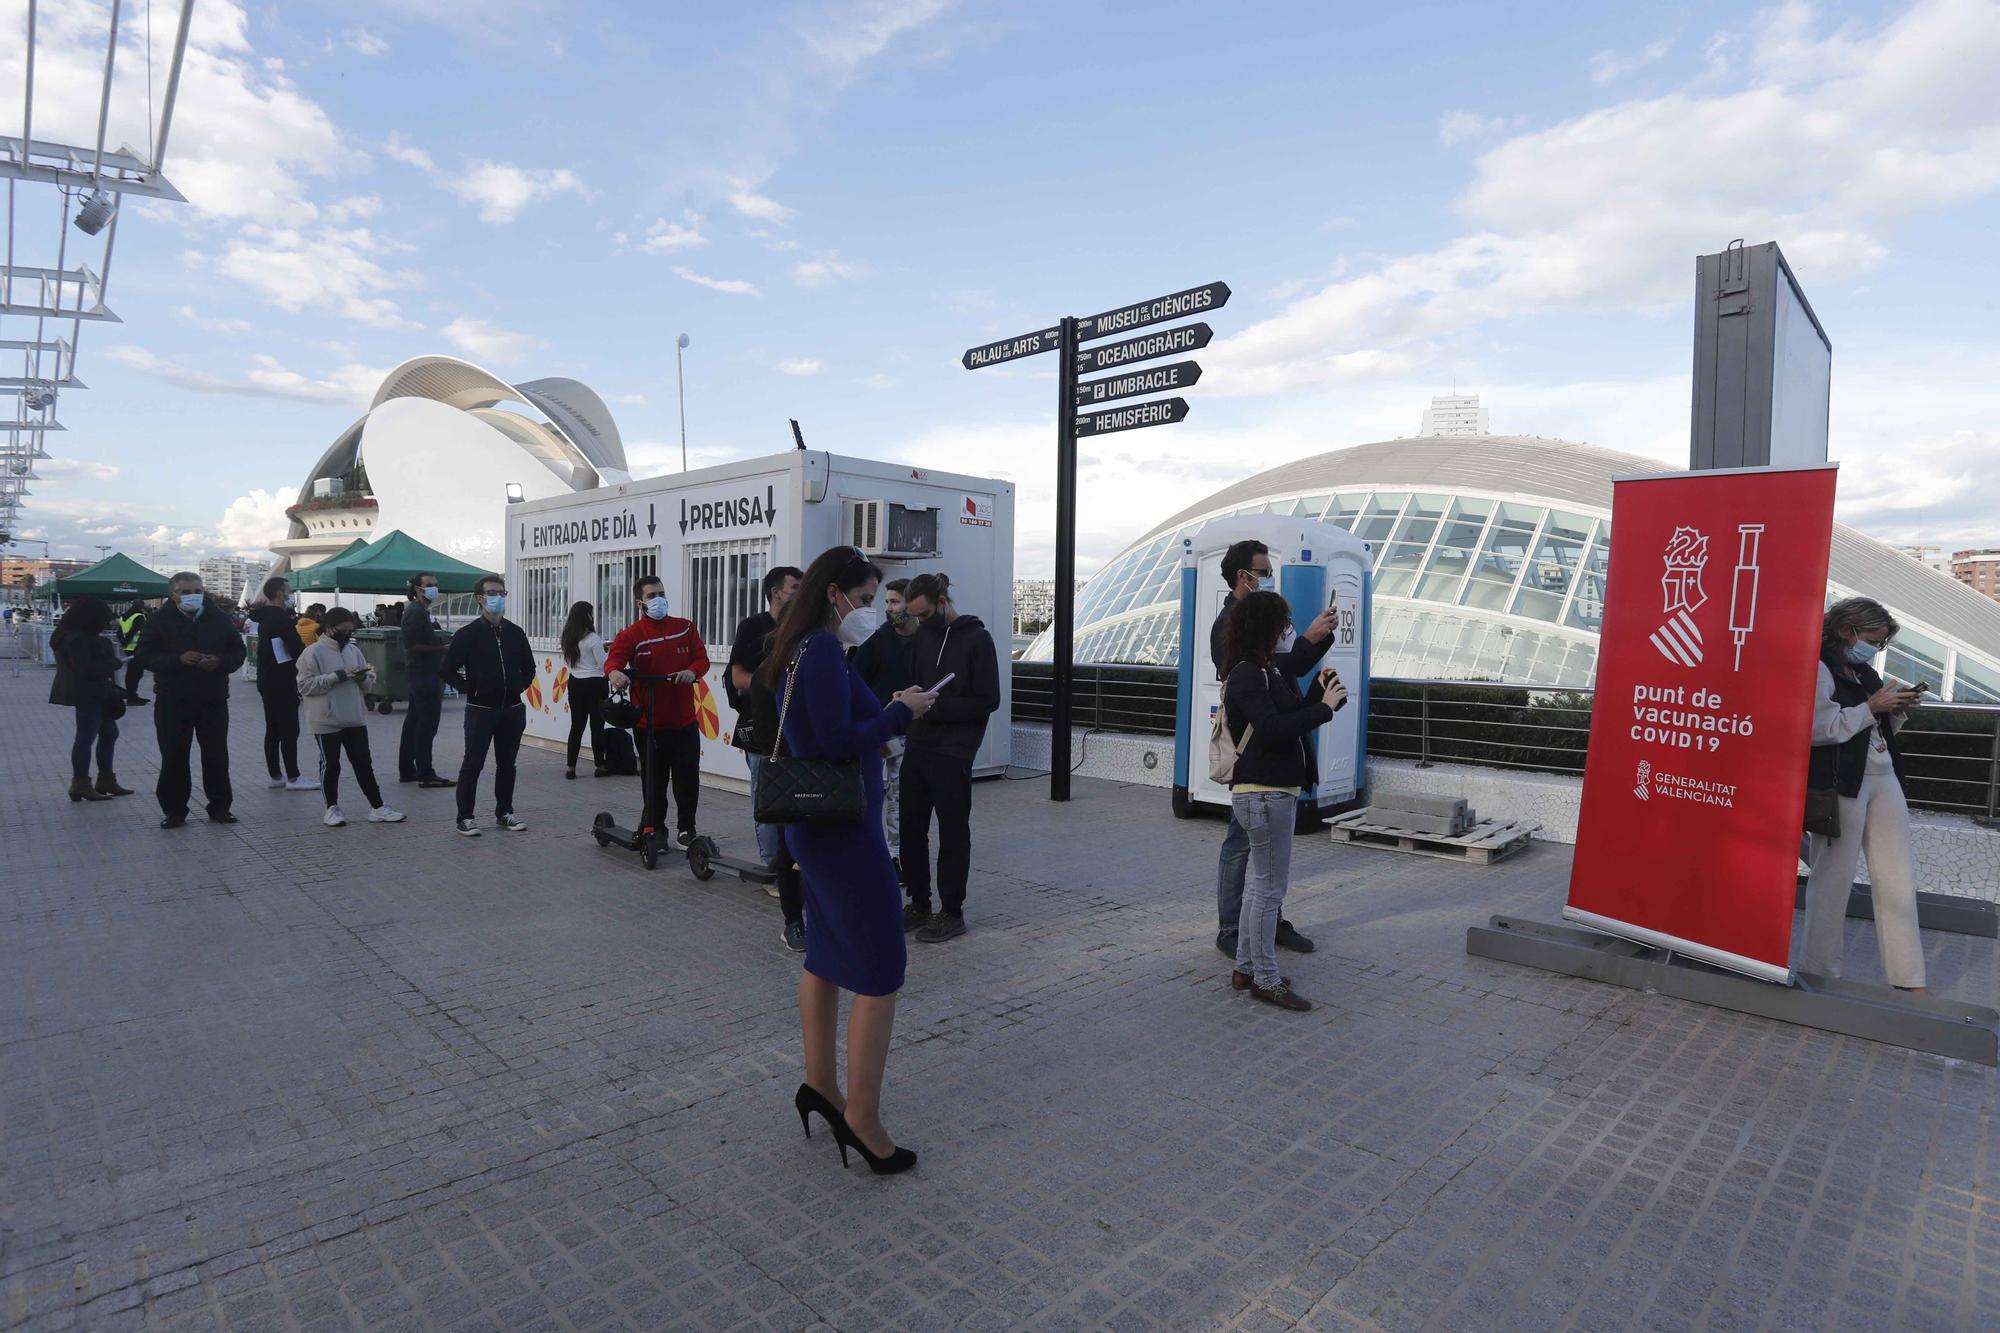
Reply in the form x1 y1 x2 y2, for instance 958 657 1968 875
1368 790 1468 821
1360 808 1468 837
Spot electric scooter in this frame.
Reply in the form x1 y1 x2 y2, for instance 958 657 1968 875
590 681 671 870
686 831 777 888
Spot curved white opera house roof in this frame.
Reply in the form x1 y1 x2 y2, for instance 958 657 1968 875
1024 434 2000 704
271 355 630 576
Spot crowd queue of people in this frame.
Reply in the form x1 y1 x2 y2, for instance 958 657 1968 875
40 541 1940 1176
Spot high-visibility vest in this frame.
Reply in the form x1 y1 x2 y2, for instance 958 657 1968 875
119 612 145 652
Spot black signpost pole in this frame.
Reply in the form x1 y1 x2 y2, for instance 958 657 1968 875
1051 315 1080 802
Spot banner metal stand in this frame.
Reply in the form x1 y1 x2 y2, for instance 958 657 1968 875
1792 878 2000 939
1467 915 1999 1066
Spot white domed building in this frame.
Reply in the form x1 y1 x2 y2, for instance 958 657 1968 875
271 356 630 576
1025 434 2000 704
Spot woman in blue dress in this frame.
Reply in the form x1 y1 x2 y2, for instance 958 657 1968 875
759 545 936 1175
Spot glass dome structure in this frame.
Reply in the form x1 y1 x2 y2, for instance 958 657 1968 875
1023 435 2000 704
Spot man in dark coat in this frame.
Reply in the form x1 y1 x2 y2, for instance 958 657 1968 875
140 571 248 828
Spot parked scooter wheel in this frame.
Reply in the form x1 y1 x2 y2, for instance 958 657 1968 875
640 835 661 871
592 811 614 848
687 836 717 881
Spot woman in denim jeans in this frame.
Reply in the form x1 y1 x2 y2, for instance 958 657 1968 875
1221 591 1348 1011
48 595 135 802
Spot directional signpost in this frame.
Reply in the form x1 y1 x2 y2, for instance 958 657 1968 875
962 280 1228 800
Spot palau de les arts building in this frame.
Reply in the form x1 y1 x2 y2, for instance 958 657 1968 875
1023 425 2000 704
271 355 630 578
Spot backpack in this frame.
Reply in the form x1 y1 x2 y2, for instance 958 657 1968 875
598 726 639 775
1207 701 1253 786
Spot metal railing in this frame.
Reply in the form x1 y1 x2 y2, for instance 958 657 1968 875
1005 662 2000 820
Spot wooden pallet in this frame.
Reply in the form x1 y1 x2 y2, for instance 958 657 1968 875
1327 813 1538 866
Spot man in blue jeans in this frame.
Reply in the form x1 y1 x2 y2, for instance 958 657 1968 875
398 571 455 788
440 574 536 836
1210 538 1339 957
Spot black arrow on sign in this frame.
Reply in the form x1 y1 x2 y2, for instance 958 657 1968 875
1075 322 1211 374
1075 281 1230 344
1074 396 1190 438
962 326 1061 371
1075 359 1202 407
519 526 526 552
647 503 656 538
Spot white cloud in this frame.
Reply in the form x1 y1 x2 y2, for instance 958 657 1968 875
447 161 587 223
636 214 708 252
795 0 953 75
1588 38 1673 84
793 253 867 287
440 317 546 364
344 29 391 57
1214 0 2000 397
105 346 386 407
35 458 123 482
325 195 383 223
214 488 300 556
776 358 824 376
671 266 761 297
856 373 897 390
1437 110 1509 146
175 305 256 335
210 224 420 329
384 132 436 171
727 186 794 223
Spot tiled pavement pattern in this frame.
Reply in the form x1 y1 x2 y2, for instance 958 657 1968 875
2 665 1996 1332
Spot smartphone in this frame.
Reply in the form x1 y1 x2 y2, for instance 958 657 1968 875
926 672 956 693
1907 680 1931 695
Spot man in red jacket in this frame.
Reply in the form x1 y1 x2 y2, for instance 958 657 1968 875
607 573 711 847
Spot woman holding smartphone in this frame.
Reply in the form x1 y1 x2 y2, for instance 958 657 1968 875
1220 590 1348 1012
760 546 937 1175
1800 597 1927 992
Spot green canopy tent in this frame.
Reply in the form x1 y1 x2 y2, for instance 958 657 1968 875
287 537 372 595
292 530 493 595
38 552 171 604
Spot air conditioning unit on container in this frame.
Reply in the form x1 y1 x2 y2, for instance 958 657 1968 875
842 498 939 557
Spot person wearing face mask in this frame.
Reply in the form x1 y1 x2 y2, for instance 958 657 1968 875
607 574 712 850
440 575 537 836
247 576 316 793
398 572 454 788
139 572 248 829
296 608 406 828
1206 540 1340 961
853 579 919 883
1800 597 1930 993
759 545 937 1176
727 565 805 870
898 572 1001 943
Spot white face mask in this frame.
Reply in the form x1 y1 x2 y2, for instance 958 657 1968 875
421 586 439 602
178 592 204 614
643 595 669 620
284 592 297 609
836 594 882 647
1276 627 1298 654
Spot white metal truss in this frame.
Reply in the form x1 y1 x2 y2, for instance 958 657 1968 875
0 0 194 545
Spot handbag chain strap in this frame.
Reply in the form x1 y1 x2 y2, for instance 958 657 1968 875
769 638 813 760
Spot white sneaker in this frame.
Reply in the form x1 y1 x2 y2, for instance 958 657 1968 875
267 776 287 789
368 806 406 823
286 776 321 791
456 818 482 837
496 813 528 832
323 806 346 827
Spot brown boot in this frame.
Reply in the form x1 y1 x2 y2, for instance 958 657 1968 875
69 778 113 803
96 771 134 797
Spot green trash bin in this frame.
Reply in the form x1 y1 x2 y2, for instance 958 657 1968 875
353 627 409 714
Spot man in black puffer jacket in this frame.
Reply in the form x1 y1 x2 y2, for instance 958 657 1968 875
440 574 537 837
900 571 1001 943
140 571 248 828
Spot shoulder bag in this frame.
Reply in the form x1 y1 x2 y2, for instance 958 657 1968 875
1803 787 1840 839
1207 672 1259 786
754 639 867 825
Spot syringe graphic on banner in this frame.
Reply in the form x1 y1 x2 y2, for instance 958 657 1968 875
1728 524 1764 671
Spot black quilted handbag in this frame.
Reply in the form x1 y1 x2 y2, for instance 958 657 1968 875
753 642 865 826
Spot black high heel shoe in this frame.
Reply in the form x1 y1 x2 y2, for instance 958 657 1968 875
829 1115 918 1176
794 1083 841 1140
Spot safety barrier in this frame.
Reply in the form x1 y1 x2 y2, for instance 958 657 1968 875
1006 662 2000 820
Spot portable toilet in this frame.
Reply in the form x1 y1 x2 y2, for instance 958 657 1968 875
1172 515 1371 824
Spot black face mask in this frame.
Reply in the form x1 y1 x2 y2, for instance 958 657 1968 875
331 630 354 645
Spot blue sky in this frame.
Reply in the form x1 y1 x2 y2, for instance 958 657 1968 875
9 0 2000 576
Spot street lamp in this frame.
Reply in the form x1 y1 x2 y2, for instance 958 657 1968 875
676 333 691 472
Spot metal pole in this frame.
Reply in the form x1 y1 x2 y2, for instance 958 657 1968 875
150 0 196 174
21 0 35 160
89 0 123 186
676 343 687 472
1051 315 1079 801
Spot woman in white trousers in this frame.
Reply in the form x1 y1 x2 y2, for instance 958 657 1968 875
1800 597 1927 993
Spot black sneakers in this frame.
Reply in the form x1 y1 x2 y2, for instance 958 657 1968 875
1215 928 1238 958
1275 920 1315 953
782 919 807 954
902 903 931 933
916 912 965 944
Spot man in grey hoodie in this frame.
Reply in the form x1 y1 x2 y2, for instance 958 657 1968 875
297 608 406 828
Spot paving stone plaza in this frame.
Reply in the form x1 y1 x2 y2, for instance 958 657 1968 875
3 668 1997 1332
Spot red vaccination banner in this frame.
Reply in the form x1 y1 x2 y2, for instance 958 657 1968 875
1565 465 1838 982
